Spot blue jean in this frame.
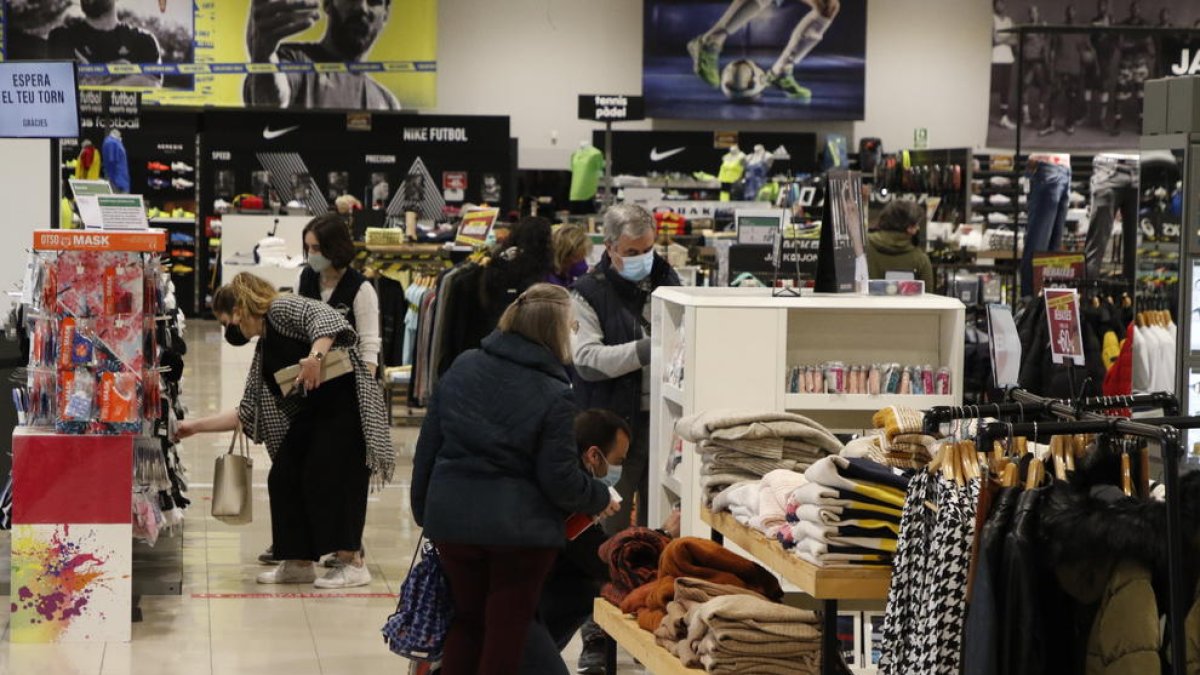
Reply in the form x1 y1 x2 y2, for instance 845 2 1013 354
1021 162 1071 297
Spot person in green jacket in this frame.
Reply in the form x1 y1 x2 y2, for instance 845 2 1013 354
866 201 934 286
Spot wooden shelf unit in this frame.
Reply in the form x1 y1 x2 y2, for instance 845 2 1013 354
593 599 704 675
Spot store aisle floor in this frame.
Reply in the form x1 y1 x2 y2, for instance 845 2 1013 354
0 321 637 674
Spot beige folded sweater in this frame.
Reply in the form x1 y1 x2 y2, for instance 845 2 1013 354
678 410 843 453
701 652 820 675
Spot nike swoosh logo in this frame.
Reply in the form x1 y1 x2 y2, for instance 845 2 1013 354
263 125 300 140
650 146 687 162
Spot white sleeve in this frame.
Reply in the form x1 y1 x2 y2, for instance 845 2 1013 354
570 292 642 382
353 282 382 372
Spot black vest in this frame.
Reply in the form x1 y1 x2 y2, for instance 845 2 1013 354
570 255 679 433
298 266 368 329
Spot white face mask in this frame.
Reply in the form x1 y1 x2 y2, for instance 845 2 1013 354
308 252 332 273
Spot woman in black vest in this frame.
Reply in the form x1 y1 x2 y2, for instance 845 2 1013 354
297 214 380 375
259 214 381 567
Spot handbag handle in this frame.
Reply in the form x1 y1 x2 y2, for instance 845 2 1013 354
227 426 250 458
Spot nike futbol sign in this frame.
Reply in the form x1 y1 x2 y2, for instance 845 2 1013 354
578 94 645 121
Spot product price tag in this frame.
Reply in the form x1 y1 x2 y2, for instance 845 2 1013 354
1044 288 1085 366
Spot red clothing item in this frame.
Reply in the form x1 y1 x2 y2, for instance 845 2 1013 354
1103 323 1134 399
655 211 688 236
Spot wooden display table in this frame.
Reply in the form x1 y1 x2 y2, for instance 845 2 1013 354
700 509 891 600
593 599 702 674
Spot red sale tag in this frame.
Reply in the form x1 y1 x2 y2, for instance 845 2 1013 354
1044 288 1085 366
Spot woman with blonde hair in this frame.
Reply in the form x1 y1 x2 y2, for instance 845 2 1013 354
178 272 392 589
412 283 619 675
547 223 592 287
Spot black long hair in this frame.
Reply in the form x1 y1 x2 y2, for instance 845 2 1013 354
481 217 554 315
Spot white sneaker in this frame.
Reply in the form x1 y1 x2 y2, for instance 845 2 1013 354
989 176 1013 188
172 177 194 189
970 194 985 205
171 161 194 173
314 562 372 589
257 560 316 584
988 212 1014 225
989 194 1012 206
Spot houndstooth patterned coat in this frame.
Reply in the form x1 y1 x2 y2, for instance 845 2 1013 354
237 294 394 486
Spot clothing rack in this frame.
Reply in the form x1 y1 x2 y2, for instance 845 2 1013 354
922 390 1179 435
972 387 1188 675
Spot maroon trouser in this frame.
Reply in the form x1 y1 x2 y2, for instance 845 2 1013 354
435 543 558 675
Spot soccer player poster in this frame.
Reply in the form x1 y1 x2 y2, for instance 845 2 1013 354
2 0 437 111
644 0 867 121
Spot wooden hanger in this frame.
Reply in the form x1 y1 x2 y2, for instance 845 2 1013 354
1138 446 1151 499
1025 457 1044 490
1120 449 1134 497
1051 436 1068 481
1000 462 1019 488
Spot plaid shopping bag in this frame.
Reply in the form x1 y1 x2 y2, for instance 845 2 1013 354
382 537 453 662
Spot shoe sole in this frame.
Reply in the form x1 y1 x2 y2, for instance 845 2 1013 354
313 577 372 589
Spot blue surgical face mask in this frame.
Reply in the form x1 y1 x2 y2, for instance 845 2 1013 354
617 250 654 282
307 252 332 273
599 463 623 488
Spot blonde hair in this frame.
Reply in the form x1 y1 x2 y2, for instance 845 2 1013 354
498 283 573 364
552 223 591 274
212 272 280 318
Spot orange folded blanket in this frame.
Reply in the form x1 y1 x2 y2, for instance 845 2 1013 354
623 537 783 631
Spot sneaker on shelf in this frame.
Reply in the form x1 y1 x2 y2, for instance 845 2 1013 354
172 264 195 274
257 560 316 584
313 562 371 589
172 177 195 190
1069 191 1086 206
170 231 196 245
147 161 170 173
970 213 986 224
148 177 170 190
987 212 1014 225
171 207 196 219
147 207 163 219
213 198 232 213
286 199 304 209
258 545 279 566
65 159 78 170
988 175 1012 188
765 70 812 103
988 194 1012 206
171 161 194 174
686 37 722 88
970 194 985 205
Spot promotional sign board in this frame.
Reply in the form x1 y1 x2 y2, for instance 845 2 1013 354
1044 288 1085 366
456 207 499 247
0 61 79 138
578 95 645 122
1031 253 1085 296
815 171 868 293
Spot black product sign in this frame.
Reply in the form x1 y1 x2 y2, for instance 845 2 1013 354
816 170 867 294
78 90 141 132
578 94 645 122
729 238 820 277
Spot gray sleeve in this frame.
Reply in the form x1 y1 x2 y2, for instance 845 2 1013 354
570 292 643 383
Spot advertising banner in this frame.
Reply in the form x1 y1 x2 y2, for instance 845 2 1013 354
2 0 436 110
1044 288 1085 366
643 0 866 121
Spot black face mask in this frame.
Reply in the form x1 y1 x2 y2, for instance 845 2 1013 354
224 323 250 347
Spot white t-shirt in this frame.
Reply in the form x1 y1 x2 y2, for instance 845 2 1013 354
993 14 1015 64
297 270 382 370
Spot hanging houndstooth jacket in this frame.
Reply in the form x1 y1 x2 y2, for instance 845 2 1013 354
237 294 394 487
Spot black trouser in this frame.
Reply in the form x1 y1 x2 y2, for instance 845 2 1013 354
1048 72 1083 129
605 411 650 534
269 375 371 561
1084 161 1139 280
519 571 599 675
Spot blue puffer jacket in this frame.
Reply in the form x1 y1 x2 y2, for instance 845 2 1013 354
411 330 610 548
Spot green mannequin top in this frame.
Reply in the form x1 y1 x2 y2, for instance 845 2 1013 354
570 145 605 201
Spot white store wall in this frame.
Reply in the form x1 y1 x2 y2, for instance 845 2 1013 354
0 139 51 315
434 0 993 169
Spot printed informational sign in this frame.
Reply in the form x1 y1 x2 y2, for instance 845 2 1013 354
735 210 786 245
1 2 437 111
1044 288 1085 366
78 195 150 231
68 179 113 198
442 172 467 202
456 207 499 247
816 170 868 293
987 304 1021 387
0 61 79 138
577 94 645 122
1031 253 1085 296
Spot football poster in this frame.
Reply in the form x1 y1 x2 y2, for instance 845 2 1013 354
643 0 867 121
1 0 437 110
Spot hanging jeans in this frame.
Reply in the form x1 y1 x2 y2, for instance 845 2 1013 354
1021 162 1071 297
1084 156 1138 280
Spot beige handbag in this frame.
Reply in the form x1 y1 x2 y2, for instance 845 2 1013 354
273 349 354 397
211 427 253 525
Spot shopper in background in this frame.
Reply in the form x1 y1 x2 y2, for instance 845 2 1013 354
520 409 682 675
866 201 934 287
253 214 382 567
547 223 592 288
412 284 618 675
178 272 393 589
570 203 679 673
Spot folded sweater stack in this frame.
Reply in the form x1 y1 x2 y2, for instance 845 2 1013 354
676 410 843 506
871 406 936 469
710 469 809 537
619 537 782 632
777 455 913 568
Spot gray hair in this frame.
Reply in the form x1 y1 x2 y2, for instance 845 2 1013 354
602 204 656 245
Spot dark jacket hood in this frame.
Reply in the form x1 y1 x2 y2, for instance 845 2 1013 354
1039 468 1200 601
481 330 569 384
868 229 917 255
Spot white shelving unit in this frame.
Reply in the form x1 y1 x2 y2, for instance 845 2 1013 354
647 287 965 538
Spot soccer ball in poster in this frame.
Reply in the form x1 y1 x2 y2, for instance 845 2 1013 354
720 59 766 102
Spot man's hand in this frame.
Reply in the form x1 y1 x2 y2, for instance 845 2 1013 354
247 0 320 63
599 499 622 520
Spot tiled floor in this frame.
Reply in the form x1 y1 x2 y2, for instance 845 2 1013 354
0 320 639 674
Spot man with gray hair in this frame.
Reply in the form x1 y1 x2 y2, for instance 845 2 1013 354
569 203 679 672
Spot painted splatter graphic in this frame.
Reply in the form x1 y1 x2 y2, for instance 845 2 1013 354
10 524 119 642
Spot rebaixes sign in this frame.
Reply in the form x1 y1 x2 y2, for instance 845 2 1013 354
578 94 645 122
